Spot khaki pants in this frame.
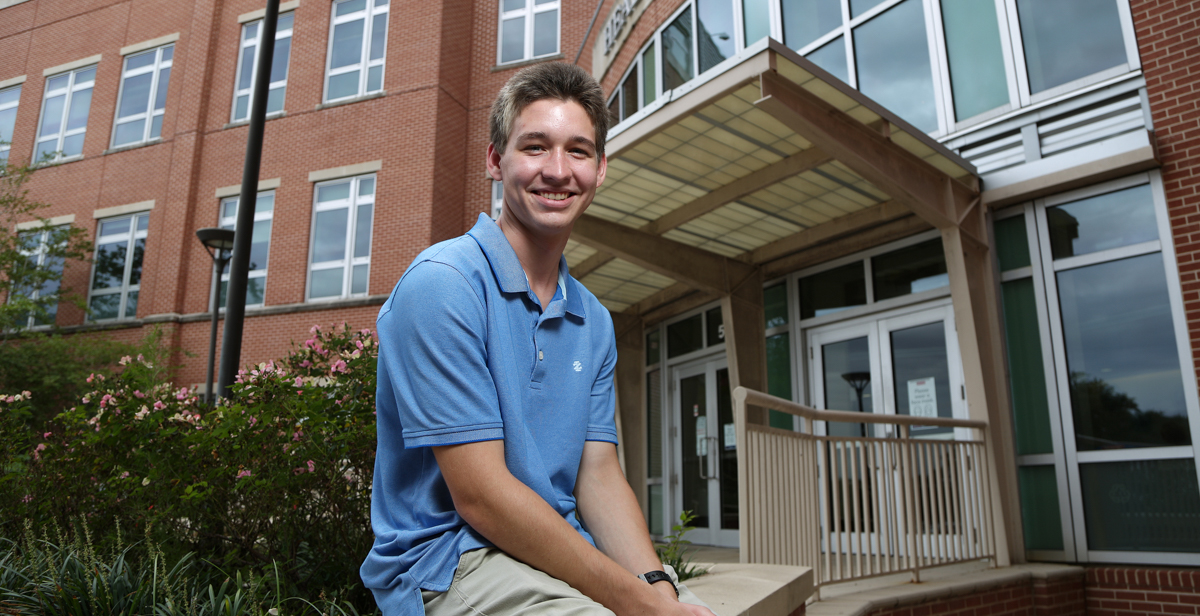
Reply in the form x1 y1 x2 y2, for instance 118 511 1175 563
421 548 714 615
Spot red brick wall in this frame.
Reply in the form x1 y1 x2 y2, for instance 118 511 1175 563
1086 567 1200 616
1131 0 1200 381
863 574 1087 616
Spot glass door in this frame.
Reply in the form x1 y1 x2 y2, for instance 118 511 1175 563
672 359 738 547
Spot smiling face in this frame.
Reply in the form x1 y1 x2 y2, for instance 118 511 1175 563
487 98 607 247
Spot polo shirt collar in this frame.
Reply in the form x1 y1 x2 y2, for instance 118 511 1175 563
467 213 587 319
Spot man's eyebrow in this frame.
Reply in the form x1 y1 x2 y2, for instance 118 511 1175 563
513 132 597 150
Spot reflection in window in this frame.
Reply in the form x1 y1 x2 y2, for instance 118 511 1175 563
498 0 559 64
646 369 663 536
1018 466 1065 551
309 175 375 300
1047 184 1158 260
994 215 1031 272
807 36 848 84
12 227 67 328
218 192 274 307
113 46 172 147
0 85 18 165
325 0 388 102
705 306 723 347
942 0 1008 121
782 0 841 52
1080 459 1200 552
663 7 694 90
233 12 294 122
35 67 95 162
742 0 770 46
1017 0 1127 94
1002 277 1055 456
891 322 951 433
667 312 702 358
849 0 884 18
854 0 937 133
799 261 865 319
89 213 148 321
821 336 870 437
697 0 735 73
621 64 639 121
872 239 947 301
763 283 788 328
642 44 657 107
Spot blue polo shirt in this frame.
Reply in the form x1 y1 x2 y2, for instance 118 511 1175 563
360 214 619 615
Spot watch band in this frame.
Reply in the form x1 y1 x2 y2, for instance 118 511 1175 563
637 570 678 597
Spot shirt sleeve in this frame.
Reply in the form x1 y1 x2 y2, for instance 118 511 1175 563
378 260 504 449
586 315 619 444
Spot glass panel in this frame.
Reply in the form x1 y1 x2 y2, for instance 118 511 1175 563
113 120 145 146
61 134 84 157
100 218 131 236
277 12 294 31
808 36 848 83
129 238 145 286
1059 253 1191 450
92 242 127 290
75 68 96 84
124 289 138 318
310 268 344 298
1002 278 1054 455
679 373 710 528
366 65 383 93
822 336 870 437
150 115 162 140
1018 465 1064 551
782 0 842 51
238 42 257 90
125 51 156 71
1017 0 1126 94
354 203 373 258
705 306 723 346
39 94 64 136
533 9 557 57
223 199 239 219
249 219 271 270
89 293 120 320
65 89 91 131
872 239 948 301
697 0 735 73
764 282 788 328
331 20 366 69
160 46 173 62
647 370 663 478
646 329 661 365
503 0 524 11
0 86 19 105
667 313 703 358
313 209 349 262
218 278 229 307
351 263 369 294
607 97 619 126
256 193 274 212
854 0 938 133
358 177 375 197
234 95 249 121
942 0 1008 120
890 321 952 435
662 7 694 90
716 368 738 529
117 72 153 118
642 44 657 106
742 0 770 45
799 261 866 319
34 140 57 162
648 484 664 536
318 181 352 202
47 75 70 92
0 106 17 143
266 87 285 114
370 13 388 60
154 67 170 110
621 65 638 121
766 333 793 429
336 0 367 16
327 71 359 100
244 22 259 40
136 213 149 231
501 17 525 64
1079 459 1200 552
850 0 884 18
1047 185 1158 260
246 275 266 305
271 36 292 82
994 215 1031 271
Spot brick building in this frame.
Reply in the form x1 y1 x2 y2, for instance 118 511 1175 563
1 0 1198 612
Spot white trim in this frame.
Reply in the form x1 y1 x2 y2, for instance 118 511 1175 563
17 214 75 230
0 75 26 89
120 33 181 57
0 0 32 8
93 200 155 219
239 0 300 23
215 178 281 198
308 160 382 182
43 55 102 77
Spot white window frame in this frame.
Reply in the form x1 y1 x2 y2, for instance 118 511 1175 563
217 192 274 308
0 84 20 165
112 44 173 148
231 12 294 122
323 0 389 103
496 0 561 65
33 67 95 163
13 226 65 329
88 212 149 321
307 174 375 301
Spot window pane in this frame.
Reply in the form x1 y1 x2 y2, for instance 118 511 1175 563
256 192 275 212
246 275 266 305
766 333 793 429
271 36 292 82
648 484 663 536
125 50 156 71
850 0 884 18
331 20 366 69
266 87 285 114
310 268 343 298
891 322 952 429
799 261 866 319
697 0 735 73
100 217 131 236
1018 466 1064 551
1059 253 1191 450
1002 278 1054 455
124 290 138 318
872 239 947 301
65 88 92 131
764 282 788 328
313 209 349 262
822 336 870 437
154 67 170 110
1048 184 1158 260
0 106 18 144
607 97 619 126
501 17 525 63
89 293 120 320
113 120 144 146
136 213 149 230
942 0 1008 120
662 8 693 90
1079 459 1200 552
244 22 259 40
358 177 375 197
667 312 703 358
238 43 257 90
250 219 271 270
35 140 57 164
622 65 639 120
150 115 163 140
319 181 351 202
370 13 388 60
782 0 841 51
118 72 153 118
646 329 661 365
327 71 359 100
808 36 848 84
642 44 657 106
74 67 96 84
705 306 723 347
647 370 663 479
129 238 145 286
743 0 770 46
533 9 557 57
277 12 294 31
1017 0 1126 94
61 133 84 157
92 242 127 290
0 85 22 105
994 215 1031 271
366 65 383 92
39 94 64 136
503 0 524 10
854 0 937 133
336 0 367 16
351 263 369 294
354 203 373 258
234 95 249 121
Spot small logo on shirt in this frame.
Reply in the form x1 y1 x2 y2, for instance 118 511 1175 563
573 361 583 372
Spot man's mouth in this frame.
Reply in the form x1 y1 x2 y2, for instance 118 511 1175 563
537 191 572 201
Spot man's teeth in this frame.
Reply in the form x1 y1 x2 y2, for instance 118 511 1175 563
541 192 569 200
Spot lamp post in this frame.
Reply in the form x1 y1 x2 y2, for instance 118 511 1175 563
841 371 871 437
196 228 236 405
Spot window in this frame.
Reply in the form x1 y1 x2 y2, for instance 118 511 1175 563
498 0 559 65
232 12 294 122
0 84 19 165
12 226 66 328
89 212 148 320
1015 0 1128 95
491 180 504 219
34 67 94 163
217 192 274 307
308 175 374 300
325 0 388 102
112 45 173 147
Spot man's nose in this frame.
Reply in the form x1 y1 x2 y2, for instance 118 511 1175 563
542 149 568 181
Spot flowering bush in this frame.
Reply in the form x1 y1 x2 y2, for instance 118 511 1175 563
0 323 379 612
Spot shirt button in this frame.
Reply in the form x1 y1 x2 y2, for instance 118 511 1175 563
538 350 544 361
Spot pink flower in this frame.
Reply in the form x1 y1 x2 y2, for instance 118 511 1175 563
249 416 258 427
331 359 347 374
134 390 145 399
43 432 52 438
21 391 30 397
306 460 315 473
4 396 13 404
120 471 130 479
236 469 252 480
299 360 311 368
356 340 364 350
176 390 188 401
21 494 32 503
292 431 302 442
118 355 131 366
86 374 95 384
82 396 90 403
154 401 166 410
294 377 304 387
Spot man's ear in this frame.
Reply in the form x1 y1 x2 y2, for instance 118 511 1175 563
486 143 503 182
595 153 608 188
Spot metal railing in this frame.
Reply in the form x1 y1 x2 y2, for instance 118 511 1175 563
732 386 999 589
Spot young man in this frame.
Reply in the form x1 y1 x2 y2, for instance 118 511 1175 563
360 63 718 616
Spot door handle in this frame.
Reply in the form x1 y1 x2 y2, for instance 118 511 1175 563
698 442 710 480
709 436 720 479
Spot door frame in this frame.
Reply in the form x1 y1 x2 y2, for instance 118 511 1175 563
669 355 738 547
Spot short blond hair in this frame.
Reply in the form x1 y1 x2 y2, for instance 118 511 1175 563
489 62 610 158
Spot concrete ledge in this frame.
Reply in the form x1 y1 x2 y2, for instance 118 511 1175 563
806 564 1083 616
686 563 813 616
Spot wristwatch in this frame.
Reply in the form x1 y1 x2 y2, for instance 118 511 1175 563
637 570 678 597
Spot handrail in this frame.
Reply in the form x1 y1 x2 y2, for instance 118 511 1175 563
734 386 987 430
